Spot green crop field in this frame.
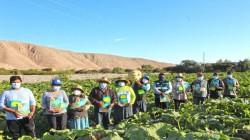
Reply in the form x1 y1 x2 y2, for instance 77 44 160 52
0 72 249 140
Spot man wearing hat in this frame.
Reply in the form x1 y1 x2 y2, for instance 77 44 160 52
172 73 188 111
68 85 91 130
153 73 172 109
0 76 36 140
42 77 69 130
89 77 116 129
191 72 208 105
132 75 151 114
208 72 224 99
113 77 136 124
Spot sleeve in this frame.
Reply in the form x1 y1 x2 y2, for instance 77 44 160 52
110 89 117 104
129 87 136 104
62 91 69 108
28 89 36 106
0 92 7 110
89 88 100 106
153 82 161 94
165 82 172 94
41 92 47 109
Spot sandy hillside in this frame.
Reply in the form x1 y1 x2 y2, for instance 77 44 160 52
0 40 174 70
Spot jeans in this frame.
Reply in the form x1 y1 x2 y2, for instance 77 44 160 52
47 113 67 130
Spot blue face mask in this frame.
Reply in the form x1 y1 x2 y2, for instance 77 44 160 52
99 83 108 89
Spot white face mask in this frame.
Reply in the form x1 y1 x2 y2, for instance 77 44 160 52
213 76 218 79
99 83 108 89
176 78 182 82
228 75 233 79
11 83 21 89
53 86 61 92
118 82 126 87
197 76 204 81
142 78 149 84
73 90 81 95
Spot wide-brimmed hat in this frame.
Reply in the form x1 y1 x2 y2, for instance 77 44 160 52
72 85 84 92
175 73 184 78
97 77 111 84
115 77 130 85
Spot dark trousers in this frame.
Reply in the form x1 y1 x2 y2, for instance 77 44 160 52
113 105 133 124
155 97 169 109
210 92 221 99
193 97 206 105
95 109 110 129
174 100 186 111
7 118 36 140
47 113 67 130
133 100 147 114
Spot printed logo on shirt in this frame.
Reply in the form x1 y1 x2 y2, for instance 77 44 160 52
8 100 30 115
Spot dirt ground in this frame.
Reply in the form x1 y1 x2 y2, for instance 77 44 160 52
0 73 127 83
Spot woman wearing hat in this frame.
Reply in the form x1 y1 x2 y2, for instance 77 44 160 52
89 77 116 129
68 85 91 130
42 78 69 130
172 73 188 111
113 77 136 124
132 75 151 114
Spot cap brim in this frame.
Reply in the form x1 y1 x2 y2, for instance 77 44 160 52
97 80 110 84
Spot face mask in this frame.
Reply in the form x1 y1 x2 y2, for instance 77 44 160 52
176 78 182 82
53 86 61 92
99 83 108 89
197 76 204 81
11 83 21 89
228 75 233 79
118 82 126 87
73 90 81 95
142 78 149 84
213 76 218 79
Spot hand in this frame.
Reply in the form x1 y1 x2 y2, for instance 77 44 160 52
160 92 165 96
49 109 61 113
27 112 34 119
98 101 104 107
14 111 23 118
76 108 84 112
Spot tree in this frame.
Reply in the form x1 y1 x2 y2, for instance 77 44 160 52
141 65 154 73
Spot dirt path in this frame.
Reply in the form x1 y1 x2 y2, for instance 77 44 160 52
0 74 127 83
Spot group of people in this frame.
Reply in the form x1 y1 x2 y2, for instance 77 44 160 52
0 70 240 139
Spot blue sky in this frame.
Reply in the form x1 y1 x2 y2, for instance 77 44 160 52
0 0 249 64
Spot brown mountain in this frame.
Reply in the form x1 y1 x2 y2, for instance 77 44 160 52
0 40 174 70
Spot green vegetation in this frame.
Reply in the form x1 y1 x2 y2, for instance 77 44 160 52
0 72 249 139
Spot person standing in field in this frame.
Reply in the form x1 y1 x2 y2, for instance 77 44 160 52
42 78 69 130
89 77 116 129
113 77 136 124
0 76 36 140
68 85 91 130
208 72 224 99
191 72 208 105
131 70 151 114
153 73 172 109
172 73 188 111
223 71 240 98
